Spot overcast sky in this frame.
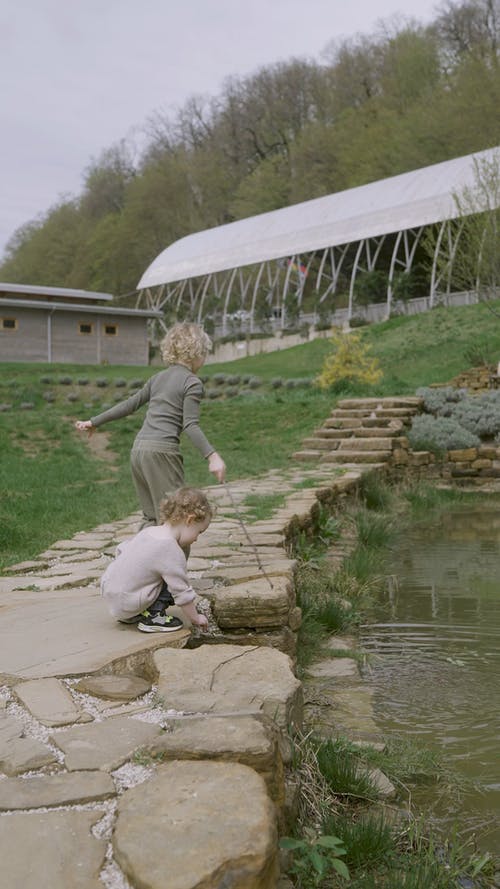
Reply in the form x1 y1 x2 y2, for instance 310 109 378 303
1 0 440 261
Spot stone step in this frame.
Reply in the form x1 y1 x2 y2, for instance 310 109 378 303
337 397 422 409
316 426 401 439
321 450 392 463
338 438 395 451
302 438 340 451
331 408 418 419
292 449 324 461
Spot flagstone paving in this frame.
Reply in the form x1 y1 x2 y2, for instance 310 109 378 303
0 462 376 888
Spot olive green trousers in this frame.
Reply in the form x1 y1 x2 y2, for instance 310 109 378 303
130 441 184 528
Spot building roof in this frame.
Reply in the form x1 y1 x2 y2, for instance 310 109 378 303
0 298 162 318
138 146 500 289
0 283 114 301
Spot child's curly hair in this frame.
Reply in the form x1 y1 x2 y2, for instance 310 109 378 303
158 487 214 526
160 323 212 370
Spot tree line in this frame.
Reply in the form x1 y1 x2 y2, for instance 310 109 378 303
1 0 499 298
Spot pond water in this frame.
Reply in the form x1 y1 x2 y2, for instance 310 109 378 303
360 500 500 855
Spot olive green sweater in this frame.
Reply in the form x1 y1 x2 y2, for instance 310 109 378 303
90 364 214 457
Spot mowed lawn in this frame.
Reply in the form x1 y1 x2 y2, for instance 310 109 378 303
2 298 500 568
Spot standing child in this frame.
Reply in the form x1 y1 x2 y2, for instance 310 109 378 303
75 322 225 527
101 487 212 633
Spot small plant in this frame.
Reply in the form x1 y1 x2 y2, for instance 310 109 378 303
322 812 394 868
280 828 350 885
226 374 241 385
355 509 395 549
42 392 55 402
358 471 392 510
129 379 144 388
316 329 382 389
408 414 480 454
66 393 79 402
95 378 109 388
316 739 378 800
114 378 127 387
39 375 52 384
271 377 284 388
213 373 228 386
59 376 73 385
248 376 263 388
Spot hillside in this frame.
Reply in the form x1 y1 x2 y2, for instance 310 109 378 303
1 299 500 567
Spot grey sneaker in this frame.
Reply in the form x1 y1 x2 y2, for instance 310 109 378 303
137 610 184 633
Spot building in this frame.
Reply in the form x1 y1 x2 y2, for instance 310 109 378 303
136 146 500 334
0 283 162 365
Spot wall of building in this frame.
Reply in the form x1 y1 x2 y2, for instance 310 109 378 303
0 307 48 361
0 307 150 365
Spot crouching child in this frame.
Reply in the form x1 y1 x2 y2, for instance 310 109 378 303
101 487 212 633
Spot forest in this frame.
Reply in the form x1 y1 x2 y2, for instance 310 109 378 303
1 0 499 299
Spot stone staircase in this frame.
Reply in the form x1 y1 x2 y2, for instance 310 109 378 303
293 397 423 465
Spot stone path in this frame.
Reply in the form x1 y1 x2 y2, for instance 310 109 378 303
1 462 371 889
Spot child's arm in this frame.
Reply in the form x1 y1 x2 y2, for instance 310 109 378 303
75 381 152 433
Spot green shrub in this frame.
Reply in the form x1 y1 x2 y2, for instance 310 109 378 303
39 376 52 384
226 374 241 385
408 415 480 453
42 392 55 403
95 378 108 388
322 813 394 868
225 387 239 398
270 377 284 388
416 386 466 414
66 393 79 402
59 376 73 385
129 379 144 388
77 378 90 386
452 391 500 437
114 378 127 388
248 376 262 388
213 373 228 385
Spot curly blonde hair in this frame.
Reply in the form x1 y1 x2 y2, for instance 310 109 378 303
158 487 214 526
160 322 212 370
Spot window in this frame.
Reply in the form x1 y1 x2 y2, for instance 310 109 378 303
104 324 118 336
79 322 93 335
1 318 17 330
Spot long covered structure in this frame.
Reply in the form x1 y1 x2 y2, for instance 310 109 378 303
136 147 500 334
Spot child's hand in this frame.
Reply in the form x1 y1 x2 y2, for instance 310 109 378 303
208 452 226 483
191 613 209 631
75 420 95 437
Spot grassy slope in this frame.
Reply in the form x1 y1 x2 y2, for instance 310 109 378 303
2 299 499 567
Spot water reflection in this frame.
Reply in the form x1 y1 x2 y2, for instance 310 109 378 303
360 501 500 853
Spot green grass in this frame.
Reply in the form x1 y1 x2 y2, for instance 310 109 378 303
241 492 287 521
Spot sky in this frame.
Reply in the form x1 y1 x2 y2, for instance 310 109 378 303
0 0 441 261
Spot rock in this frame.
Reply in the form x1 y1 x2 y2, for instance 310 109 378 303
13 677 89 726
306 658 359 678
211 576 294 628
147 714 284 802
113 760 278 889
154 644 303 730
0 770 115 810
74 674 152 701
0 810 106 888
0 584 190 681
50 715 162 771
0 711 57 775
363 766 397 799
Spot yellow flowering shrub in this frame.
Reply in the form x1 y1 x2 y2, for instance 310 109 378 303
315 329 383 389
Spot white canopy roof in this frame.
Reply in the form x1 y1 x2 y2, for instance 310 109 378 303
138 146 499 289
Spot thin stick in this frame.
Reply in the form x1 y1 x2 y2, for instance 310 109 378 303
221 480 274 589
